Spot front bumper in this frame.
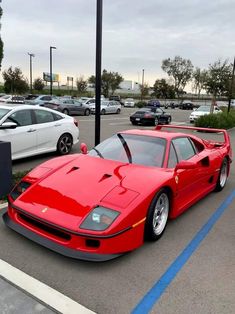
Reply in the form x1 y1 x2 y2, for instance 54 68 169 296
2 210 122 262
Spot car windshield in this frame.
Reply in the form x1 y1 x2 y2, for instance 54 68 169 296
89 133 166 167
1 95 11 99
196 106 210 112
126 98 134 101
0 108 11 120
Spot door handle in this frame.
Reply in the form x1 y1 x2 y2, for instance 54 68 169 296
27 128 36 133
55 124 61 127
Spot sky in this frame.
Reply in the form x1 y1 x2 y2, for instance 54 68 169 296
1 0 235 89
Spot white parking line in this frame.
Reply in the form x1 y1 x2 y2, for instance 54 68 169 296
0 259 96 314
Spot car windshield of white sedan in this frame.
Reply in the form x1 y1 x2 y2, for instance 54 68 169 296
196 106 210 112
0 108 11 119
89 134 166 167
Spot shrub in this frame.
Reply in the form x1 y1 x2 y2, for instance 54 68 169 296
135 101 147 108
0 169 30 202
195 110 235 129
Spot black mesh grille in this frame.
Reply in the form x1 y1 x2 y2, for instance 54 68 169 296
18 213 71 241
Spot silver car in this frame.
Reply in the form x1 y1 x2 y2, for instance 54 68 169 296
42 99 91 116
90 100 121 115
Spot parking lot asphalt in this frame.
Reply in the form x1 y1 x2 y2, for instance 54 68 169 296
1 107 235 314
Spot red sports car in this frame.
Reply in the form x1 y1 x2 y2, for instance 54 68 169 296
3 125 232 261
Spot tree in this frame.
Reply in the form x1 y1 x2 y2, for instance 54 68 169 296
152 79 175 99
204 59 233 98
2 67 29 94
88 70 123 98
192 67 208 96
76 76 87 94
0 2 4 70
33 78 44 91
162 56 194 97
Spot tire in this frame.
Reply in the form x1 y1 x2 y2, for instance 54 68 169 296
144 189 170 241
62 109 69 115
84 109 90 116
131 121 138 125
116 108 121 114
57 133 73 155
154 117 159 126
167 116 171 124
101 109 106 115
215 158 228 191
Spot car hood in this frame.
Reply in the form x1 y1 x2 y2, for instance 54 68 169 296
191 111 208 116
14 155 171 232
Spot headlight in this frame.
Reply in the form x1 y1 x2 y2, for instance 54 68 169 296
80 206 120 231
9 181 31 201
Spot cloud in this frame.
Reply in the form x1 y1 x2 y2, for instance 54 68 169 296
1 0 235 86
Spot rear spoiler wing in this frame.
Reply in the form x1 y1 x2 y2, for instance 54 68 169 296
155 124 230 145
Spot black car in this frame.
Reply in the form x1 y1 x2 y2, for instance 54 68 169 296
130 107 171 126
179 102 194 110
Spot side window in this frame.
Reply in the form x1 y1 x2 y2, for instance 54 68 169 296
53 113 63 121
168 143 178 168
6 110 32 126
35 110 55 124
172 137 196 161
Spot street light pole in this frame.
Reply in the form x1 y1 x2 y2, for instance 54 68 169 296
28 53 35 94
141 69 145 101
95 0 103 146
228 56 235 113
50 46 56 95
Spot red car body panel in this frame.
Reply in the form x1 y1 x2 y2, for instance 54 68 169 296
3 126 232 261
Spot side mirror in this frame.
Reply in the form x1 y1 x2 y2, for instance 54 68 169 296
0 122 18 129
80 143 88 154
175 160 197 171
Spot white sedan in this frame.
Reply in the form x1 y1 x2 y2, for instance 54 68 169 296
0 105 79 160
189 105 222 123
90 100 121 114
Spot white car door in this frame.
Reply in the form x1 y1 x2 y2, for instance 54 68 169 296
0 109 37 159
33 109 62 152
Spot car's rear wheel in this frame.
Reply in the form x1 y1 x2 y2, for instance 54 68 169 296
215 158 228 191
101 109 106 115
84 109 90 116
57 133 73 155
144 189 169 241
154 117 159 126
62 109 69 115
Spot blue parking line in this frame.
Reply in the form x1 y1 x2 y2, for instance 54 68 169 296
132 189 235 314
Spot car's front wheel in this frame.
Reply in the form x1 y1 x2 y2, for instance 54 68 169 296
154 117 159 126
215 158 228 191
101 109 106 115
167 116 171 124
57 133 73 155
144 189 170 241
116 108 121 114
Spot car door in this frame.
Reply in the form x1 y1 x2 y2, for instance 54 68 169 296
169 137 206 215
1 109 37 159
33 109 62 152
73 100 84 115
